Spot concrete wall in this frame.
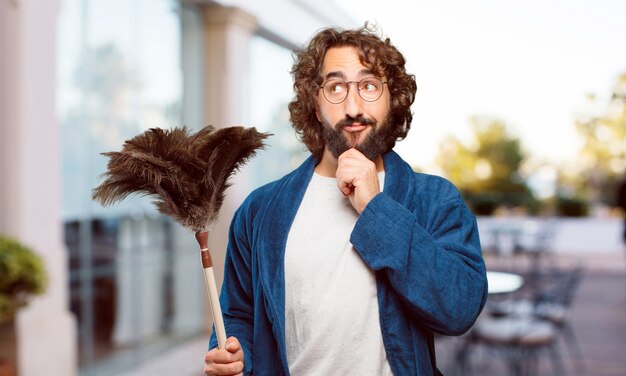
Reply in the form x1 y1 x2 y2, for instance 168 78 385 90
0 1 77 375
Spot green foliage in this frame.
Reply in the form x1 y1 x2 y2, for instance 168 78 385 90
462 192 499 216
573 72 626 206
437 116 536 213
0 236 47 323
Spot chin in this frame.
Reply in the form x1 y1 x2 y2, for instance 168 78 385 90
344 132 368 147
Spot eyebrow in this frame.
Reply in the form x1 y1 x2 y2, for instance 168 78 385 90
323 69 377 81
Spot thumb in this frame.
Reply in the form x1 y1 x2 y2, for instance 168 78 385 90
225 337 241 353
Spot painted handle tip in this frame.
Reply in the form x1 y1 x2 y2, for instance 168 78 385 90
195 231 208 249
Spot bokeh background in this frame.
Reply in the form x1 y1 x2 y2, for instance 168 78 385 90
1 0 624 375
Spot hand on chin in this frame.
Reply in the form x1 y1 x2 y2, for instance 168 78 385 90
335 148 380 214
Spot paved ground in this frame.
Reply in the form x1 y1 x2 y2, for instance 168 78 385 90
118 254 626 376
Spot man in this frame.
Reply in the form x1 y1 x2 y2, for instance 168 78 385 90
204 25 487 376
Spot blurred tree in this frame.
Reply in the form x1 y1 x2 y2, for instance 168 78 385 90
573 72 626 207
437 116 535 214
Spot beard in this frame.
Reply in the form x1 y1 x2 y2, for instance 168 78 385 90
320 113 393 161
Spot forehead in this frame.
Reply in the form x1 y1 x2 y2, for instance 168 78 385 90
320 46 375 79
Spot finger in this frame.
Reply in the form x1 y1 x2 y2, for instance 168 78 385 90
205 348 243 364
337 179 353 195
336 162 373 191
336 155 358 191
204 360 244 376
338 150 376 175
338 147 367 161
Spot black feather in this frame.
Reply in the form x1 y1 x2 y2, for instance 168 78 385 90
92 126 270 232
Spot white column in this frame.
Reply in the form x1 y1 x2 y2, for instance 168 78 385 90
0 1 77 375
202 6 257 128
200 6 258 321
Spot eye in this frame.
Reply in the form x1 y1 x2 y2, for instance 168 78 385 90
360 79 380 92
329 82 346 94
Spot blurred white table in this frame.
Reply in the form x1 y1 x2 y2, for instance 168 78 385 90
487 271 523 294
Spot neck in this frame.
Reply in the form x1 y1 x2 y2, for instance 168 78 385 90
314 148 385 177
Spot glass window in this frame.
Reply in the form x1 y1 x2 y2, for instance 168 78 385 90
58 0 205 373
247 36 309 188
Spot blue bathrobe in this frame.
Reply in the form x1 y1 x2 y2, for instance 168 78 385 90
210 151 487 375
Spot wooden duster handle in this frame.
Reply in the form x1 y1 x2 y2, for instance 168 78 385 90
196 231 227 349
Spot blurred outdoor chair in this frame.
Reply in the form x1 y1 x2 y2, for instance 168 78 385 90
529 266 586 372
455 265 585 376
512 218 559 275
455 315 564 376
481 222 521 256
489 266 585 355
481 218 559 274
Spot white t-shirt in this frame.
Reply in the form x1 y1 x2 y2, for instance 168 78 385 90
284 172 393 376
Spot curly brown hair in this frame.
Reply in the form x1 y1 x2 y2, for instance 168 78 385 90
288 24 417 160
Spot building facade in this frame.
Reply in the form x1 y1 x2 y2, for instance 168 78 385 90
0 0 355 374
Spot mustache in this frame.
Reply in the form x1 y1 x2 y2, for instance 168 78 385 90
335 116 376 130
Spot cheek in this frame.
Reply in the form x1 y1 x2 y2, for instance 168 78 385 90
384 91 392 110
370 102 391 121
318 103 341 124
380 95 392 118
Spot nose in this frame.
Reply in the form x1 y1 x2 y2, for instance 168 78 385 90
344 83 364 119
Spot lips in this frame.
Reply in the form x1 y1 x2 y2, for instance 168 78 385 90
343 123 367 132
336 116 375 133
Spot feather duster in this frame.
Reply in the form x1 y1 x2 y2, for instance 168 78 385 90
92 125 270 232
92 125 269 350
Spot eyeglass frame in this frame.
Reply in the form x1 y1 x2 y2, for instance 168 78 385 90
318 77 388 104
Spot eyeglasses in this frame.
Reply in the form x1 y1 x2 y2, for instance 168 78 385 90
319 77 388 104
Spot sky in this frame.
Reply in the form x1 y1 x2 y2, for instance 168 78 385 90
334 0 626 169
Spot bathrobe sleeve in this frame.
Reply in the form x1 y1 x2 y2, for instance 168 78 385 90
350 187 488 336
209 206 255 375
